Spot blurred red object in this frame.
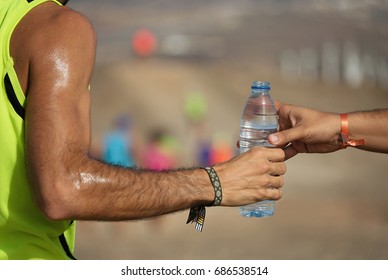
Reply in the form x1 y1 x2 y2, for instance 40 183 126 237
132 28 157 57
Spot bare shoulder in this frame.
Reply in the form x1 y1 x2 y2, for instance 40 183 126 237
20 3 97 90
30 3 96 52
11 2 96 94
13 2 96 68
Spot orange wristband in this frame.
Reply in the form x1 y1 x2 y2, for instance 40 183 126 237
340 114 365 148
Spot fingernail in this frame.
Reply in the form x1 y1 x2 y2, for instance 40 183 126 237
269 134 279 144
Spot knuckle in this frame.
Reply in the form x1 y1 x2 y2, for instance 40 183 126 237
249 146 266 155
259 162 271 173
256 188 267 200
260 176 271 187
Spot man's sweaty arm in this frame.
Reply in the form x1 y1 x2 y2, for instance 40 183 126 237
17 3 285 221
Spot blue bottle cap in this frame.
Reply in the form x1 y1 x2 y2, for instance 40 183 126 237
251 81 270 90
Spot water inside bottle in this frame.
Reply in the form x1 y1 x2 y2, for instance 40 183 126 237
239 116 278 153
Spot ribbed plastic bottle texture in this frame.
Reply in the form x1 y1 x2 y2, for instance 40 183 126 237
239 81 279 218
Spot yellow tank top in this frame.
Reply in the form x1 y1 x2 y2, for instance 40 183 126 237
0 0 76 260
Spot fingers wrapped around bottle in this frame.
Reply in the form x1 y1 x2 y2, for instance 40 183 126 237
266 162 286 200
257 160 285 200
214 146 286 206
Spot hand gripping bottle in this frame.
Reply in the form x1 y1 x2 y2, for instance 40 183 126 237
239 81 279 217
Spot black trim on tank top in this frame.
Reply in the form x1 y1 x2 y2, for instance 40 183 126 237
11 0 74 260
5 73 75 259
4 74 25 120
59 233 77 260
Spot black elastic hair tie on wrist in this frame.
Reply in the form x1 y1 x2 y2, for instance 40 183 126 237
186 166 223 232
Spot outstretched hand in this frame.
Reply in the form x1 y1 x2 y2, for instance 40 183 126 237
268 101 342 160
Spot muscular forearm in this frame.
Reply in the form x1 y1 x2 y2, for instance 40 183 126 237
348 109 388 153
75 160 212 220
31 153 213 221
27 137 286 222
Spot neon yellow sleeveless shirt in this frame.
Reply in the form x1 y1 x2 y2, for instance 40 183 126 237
0 0 76 260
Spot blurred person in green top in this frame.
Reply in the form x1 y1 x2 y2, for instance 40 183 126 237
0 0 286 259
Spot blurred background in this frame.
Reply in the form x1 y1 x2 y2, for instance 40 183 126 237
68 0 388 259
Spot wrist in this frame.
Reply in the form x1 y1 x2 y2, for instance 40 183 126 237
186 166 223 232
202 167 222 206
192 168 216 206
339 113 366 149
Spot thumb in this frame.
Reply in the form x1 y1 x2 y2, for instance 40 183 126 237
269 126 305 146
273 100 283 111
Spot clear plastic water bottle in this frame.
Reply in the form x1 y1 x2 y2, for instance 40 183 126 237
239 81 279 218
